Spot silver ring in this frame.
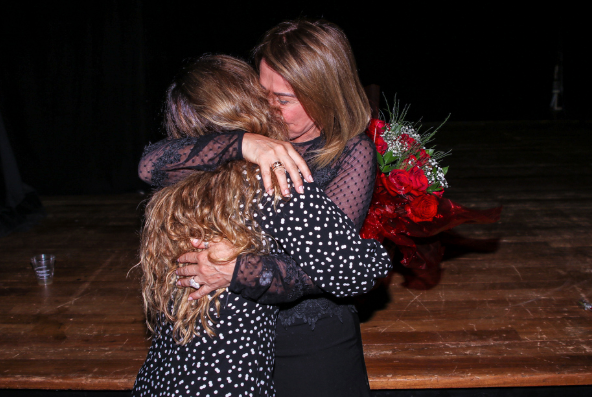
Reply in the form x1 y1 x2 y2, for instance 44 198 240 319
271 161 285 172
189 277 200 289
204 241 209 249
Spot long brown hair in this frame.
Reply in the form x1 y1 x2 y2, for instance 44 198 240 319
141 55 285 344
253 19 371 167
165 54 286 140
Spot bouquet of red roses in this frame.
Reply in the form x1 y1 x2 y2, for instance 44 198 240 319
361 103 501 289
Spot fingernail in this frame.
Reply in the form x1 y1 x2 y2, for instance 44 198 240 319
307 175 314 182
297 186 304 194
176 281 180 286
191 238 199 244
283 189 290 196
267 189 273 195
188 297 193 301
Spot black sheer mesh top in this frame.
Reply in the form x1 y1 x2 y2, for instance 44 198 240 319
138 131 384 328
139 132 244 188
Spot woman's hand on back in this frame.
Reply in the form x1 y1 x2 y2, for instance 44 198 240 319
242 133 313 196
176 239 238 300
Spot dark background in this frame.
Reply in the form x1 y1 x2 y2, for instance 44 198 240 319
0 1 588 195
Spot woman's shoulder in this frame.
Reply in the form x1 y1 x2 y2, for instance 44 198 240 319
341 132 375 160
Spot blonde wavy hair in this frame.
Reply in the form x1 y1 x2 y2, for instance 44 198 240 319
141 55 286 344
253 19 371 167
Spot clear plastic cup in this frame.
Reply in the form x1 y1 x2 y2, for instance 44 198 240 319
30 254 55 285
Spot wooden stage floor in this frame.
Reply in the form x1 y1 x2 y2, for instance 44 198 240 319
1 121 591 390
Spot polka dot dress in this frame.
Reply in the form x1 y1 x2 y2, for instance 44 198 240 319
133 179 391 396
133 290 278 397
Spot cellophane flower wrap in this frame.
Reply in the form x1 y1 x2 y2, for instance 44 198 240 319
361 104 502 289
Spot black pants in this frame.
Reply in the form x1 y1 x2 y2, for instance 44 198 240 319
273 310 370 397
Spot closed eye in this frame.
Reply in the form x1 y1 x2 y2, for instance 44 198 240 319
274 91 296 106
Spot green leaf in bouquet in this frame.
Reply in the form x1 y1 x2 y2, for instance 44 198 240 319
377 151 384 166
426 183 441 193
383 151 396 164
426 149 434 156
442 166 449 175
382 164 398 174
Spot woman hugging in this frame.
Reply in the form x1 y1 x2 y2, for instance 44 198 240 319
133 52 391 396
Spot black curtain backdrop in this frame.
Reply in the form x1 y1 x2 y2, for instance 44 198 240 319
0 2 588 195
0 110 45 236
1 1 147 195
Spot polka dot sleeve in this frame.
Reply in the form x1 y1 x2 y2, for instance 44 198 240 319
255 181 391 297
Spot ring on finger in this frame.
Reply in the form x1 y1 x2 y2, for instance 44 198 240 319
271 161 285 172
189 277 200 289
204 241 209 249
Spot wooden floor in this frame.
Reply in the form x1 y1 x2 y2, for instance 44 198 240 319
1 121 591 390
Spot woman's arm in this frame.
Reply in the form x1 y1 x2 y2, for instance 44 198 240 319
176 241 322 304
138 132 244 187
139 132 311 194
230 253 322 304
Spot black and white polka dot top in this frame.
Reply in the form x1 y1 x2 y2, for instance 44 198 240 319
255 178 390 297
133 170 391 396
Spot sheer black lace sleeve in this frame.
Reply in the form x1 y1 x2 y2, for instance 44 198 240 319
138 131 243 187
230 253 322 305
320 134 377 232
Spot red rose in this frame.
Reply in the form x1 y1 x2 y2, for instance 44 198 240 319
406 193 439 222
409 167 429 193
417 149 430 166
367 118 386 137
366 119 388 154
404 155 417 168
374 135 388 154
382 170 412 196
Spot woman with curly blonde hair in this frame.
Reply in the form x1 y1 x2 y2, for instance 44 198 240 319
132 55 390 396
